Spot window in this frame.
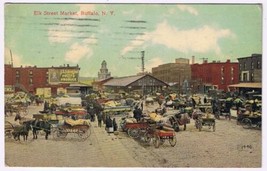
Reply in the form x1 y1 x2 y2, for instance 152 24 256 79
29 78 33 85
244 63 247 70
239 64 242 70
16 70 20 77
251 62 254 69
221 76 224 84
231 67 234 75
251 73 254 82
257 61 261 69
221 66 224 76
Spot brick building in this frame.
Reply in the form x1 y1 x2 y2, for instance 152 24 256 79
191 59 239 92
228 54 262 93
4 64 80 96
152 58 191 93
238 54 262 83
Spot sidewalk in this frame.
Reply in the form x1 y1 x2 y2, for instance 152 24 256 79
90 121 141 167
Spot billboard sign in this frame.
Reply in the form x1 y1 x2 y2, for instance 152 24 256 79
49 69 79 84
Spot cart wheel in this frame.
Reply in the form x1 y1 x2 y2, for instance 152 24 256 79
78 128 90 140
53 128 67 139
127 128 140 139
241 118 252 129
169 136 177 147
153 135 160 148
5 130 13 138
143 132 153 143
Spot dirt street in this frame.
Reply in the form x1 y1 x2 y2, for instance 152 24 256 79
4 104 262 168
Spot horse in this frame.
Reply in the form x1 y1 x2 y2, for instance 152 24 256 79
14 113 33 125
174 112 190 131
31 120 51 140
15 113 51 140
12 122 32 141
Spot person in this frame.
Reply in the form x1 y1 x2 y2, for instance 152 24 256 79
105 116 113 132
97 111 103 127
191 97 196 109
252 100 257 114
113 118 118 131
133 106 142 122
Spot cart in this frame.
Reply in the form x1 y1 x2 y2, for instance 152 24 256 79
125 122 150 139
5 121 14 139
52 119 91 141
153 129 177 148
195 113 215 132
240 113 261 129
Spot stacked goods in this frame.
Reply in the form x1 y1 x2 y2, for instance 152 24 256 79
65 118 90 126
202 113 214 119
149 113 174 131
125 118 137 123
149 112 162 122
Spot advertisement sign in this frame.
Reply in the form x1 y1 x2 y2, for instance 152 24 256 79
48 69 79 84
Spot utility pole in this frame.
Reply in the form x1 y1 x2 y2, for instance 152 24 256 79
10 49 13 67
122 51 145 96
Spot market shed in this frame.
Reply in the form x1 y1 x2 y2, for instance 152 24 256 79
103 74 169 95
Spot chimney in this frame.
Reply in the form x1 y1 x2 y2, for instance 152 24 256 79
191 56 195 64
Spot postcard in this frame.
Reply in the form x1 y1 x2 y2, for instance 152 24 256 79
2 1 265 170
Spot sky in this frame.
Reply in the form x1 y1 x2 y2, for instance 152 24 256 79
4 3 262 78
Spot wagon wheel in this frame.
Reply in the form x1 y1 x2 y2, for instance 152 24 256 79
241 118 252 129
169 135 177 147
77 128 90 140
53 128 68 140
153 135 160 148
127 128 140 139
143 132 153 143
5 130 13 138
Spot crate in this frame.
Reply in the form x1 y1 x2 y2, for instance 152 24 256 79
33 114 44 119
156 130 175 137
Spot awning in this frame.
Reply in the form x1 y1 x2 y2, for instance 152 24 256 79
228 82 262 88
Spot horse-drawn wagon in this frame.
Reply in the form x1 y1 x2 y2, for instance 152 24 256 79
193 110 215 132
52 118 91 141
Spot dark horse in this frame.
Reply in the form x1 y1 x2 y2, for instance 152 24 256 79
15 113 51 140
31 120 51 140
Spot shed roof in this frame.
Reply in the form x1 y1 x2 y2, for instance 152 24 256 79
228 82 262 88
103 74 168 87
103 75 144 87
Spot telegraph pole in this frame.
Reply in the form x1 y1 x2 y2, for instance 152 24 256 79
141 51 145 97
122 50 145 96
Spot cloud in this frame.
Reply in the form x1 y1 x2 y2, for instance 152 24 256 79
64 43 93 63
177 5 199 16
64 35 96 63
145 57 164 72
121 20 235 55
